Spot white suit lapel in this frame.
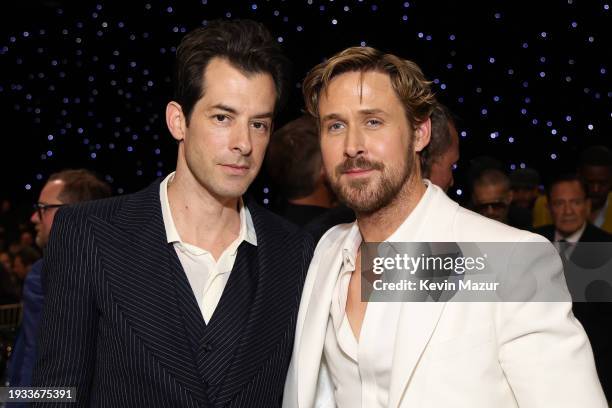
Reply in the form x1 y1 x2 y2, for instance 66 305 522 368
387 184 458 408
297 226 354 408
388 301 446 408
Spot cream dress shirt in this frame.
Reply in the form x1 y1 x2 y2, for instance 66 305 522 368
324 182 434 408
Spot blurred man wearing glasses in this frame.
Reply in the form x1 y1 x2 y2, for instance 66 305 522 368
471 168 513 224
6 169 110 394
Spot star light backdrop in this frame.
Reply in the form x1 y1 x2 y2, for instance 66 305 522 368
1 0 610 206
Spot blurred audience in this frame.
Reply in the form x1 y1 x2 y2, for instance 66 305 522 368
421 103 459 192
5 169 111 390
510 167 542 209
535 173 611 243
266 114 337 226
534 173 612 401
533 145 612 232
471 168 513 223
579 145 612 233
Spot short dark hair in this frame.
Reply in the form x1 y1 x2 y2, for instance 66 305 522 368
48 169 112 204
173 19 290 125
579 145 612 169
266 114 320 199
421 103 456 178
509 168 541 189
472 168 510 190
547 173 588 200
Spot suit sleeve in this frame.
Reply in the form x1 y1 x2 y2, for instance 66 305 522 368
32 208 99 407
16 261 45 386
497 235 608 407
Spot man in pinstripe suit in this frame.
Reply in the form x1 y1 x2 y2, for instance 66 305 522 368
33 20 314 407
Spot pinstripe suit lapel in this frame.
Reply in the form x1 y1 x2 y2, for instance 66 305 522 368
92 181 208 400
213 200 304 406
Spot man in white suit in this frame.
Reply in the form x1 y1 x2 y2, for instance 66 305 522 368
283 46 607 408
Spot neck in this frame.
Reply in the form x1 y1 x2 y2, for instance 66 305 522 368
356 176 426 242
289 184 334 208
167 168 241 249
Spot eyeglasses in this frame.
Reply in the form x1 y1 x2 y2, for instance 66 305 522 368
33 202 66 219
474 201 508 212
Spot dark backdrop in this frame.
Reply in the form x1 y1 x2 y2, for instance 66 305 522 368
1 0 610 207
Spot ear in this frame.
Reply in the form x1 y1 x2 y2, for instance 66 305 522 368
413 117 431 153
166 101 187 142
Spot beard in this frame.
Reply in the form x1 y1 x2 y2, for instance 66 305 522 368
329 154 415 214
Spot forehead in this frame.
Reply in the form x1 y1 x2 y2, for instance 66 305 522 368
473 183 507 200
581 165 612 180
199 57 276 108
318 70 401 115
551 181 586 198
39 180 65 201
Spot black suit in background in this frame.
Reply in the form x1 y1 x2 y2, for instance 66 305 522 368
535 223 612 401
32 180 314 407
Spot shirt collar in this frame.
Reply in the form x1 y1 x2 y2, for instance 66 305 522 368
159 172 257 252
554 222 586 243
339 179 435 269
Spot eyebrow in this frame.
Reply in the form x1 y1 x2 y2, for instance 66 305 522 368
210 103 274 119
320 109 386 123
320 113 344 123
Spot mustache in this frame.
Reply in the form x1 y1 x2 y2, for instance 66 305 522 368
335 156 384 177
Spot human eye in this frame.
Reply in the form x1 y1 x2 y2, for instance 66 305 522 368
365 118 382 128
327 121 345 132
251 121 270 132
212 114 230 123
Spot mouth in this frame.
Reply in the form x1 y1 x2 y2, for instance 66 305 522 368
220 164 250 175
342 168 375 177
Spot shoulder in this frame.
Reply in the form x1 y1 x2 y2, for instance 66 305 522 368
583 223 612 242
312 222 355 258
55 181 159 226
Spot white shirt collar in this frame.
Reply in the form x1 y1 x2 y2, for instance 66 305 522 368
340 179 436 268
554 222 587 243
159 172 257 252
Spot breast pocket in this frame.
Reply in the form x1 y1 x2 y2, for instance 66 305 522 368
424 324 495 362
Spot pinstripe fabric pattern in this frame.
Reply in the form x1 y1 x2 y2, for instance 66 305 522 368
32 179 315 407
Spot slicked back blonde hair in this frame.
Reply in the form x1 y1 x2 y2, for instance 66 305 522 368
303 46 436 128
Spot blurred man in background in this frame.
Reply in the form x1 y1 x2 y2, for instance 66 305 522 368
421 102 459 192
471 169 513 224
6 169 111 392
266 114 336 226
535 173 612 401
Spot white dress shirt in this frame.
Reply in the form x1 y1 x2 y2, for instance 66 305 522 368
323 181 434 408
159 172 257 324
554 222 586 244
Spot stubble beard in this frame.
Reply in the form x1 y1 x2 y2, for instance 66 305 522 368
330 154 414 215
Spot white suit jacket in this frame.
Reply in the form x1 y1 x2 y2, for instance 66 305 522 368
283 182 607 408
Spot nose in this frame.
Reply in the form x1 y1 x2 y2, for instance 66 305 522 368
231 125 253 156
344 126 366 158
30 210 40 224
562 202 574 216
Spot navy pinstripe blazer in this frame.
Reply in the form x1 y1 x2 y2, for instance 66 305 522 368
32 179 315 407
